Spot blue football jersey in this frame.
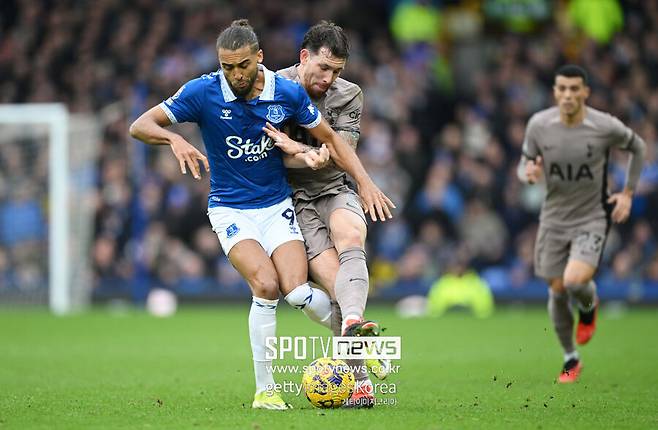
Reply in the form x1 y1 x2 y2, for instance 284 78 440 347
159 65 321 209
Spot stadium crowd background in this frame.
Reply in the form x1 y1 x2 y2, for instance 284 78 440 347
0 0 657 303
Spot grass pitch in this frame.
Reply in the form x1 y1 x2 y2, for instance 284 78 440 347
1 304 657 429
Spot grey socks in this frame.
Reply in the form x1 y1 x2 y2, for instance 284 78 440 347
548 289 575 354
335 247 369 320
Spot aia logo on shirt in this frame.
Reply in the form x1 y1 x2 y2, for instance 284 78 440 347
549 163 594 181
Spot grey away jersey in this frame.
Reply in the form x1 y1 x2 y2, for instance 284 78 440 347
522 106 636 228
277 65 364 201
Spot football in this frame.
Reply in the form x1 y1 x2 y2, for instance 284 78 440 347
301 357 355 408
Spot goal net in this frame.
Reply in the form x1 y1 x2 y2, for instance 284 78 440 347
0 104 99 314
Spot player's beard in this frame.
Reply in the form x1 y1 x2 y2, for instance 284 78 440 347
306 78 330 100
229 68 258 97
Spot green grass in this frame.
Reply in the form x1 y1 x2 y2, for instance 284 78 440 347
1 305 657 429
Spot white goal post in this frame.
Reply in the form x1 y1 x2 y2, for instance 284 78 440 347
0 103 96 315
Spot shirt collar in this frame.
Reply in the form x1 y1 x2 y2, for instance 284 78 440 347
218 64 275 103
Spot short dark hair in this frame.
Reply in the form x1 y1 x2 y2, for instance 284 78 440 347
555 64 589 86
216 19 259 52
301 21 350 59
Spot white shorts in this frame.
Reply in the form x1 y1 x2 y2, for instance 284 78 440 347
208 197 304 257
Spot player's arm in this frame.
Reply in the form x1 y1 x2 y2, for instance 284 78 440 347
607 132 647 223
263 123 330 169
518 116 542 184
263 125 357 169
517 154 544 184
321 130 359 169
619 132 647 194
307 118 395 221
130 106 209 180
281 144 330 169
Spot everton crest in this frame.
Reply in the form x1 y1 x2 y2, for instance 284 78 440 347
266 104 285 123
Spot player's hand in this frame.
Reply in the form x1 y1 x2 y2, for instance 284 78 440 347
169 135 209 179
357 178 396 222
263 122 303 155
525 156 543 184
607 190 633 223
300 144 330 170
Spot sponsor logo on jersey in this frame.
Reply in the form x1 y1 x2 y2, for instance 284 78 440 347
266 104 285 123
348 109 361 120
220 109 232 120
225 135 276 162
549 163 594 181
226 223 240 238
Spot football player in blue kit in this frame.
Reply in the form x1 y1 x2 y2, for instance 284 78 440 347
129 19 394 410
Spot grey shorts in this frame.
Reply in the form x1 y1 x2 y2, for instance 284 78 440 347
534 218 609 280
294 187 367 260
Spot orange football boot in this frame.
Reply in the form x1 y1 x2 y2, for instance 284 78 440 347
576 299 598 345
558 359 583 384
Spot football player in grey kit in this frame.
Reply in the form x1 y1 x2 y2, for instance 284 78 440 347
263 21 394 407
518 65 646 383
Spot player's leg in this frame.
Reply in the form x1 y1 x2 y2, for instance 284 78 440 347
227 240 290 409
327 203 385 406
276 204 333 329
308 248 341 334
563 259 597 308
547 278 576 359
547 277 582 382
564 222 606 346
324 189 385 335
272 240 333 329
535 223 581 382
329 207 370 333
308 246 376 407
208 205 289 409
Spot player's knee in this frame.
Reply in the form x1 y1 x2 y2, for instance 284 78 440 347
333 226 364 250
278 266 310 296
563 273 592 289
284 283 313 309
250 276 279 300
548 278 566 293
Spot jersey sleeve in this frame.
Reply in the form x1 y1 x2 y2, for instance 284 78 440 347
333 89 363 134
292 84 322 129
607 114 634 150
521 115 540 160
159 78 206 124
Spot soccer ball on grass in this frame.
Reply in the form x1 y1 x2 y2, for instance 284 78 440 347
301 357 355 408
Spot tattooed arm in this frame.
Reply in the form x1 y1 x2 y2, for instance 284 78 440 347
323 130 359 169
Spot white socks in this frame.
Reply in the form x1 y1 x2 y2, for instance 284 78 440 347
564 350 580 363
284 282 332 329
249 296 278 394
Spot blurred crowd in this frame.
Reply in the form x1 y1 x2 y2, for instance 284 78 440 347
1 0 657 302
